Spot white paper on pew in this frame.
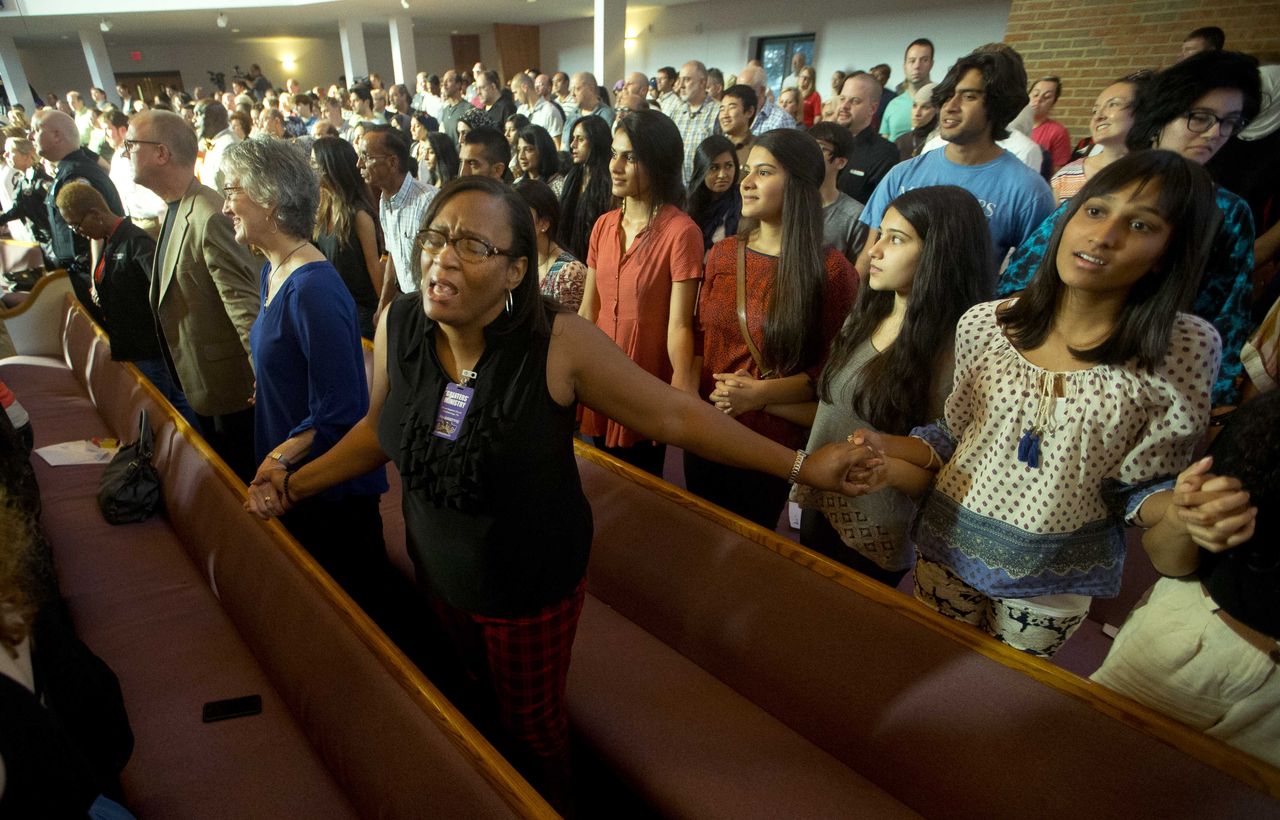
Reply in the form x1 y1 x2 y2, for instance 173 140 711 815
35 440 119 466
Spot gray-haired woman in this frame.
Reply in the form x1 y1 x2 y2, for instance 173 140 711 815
221 137 398 628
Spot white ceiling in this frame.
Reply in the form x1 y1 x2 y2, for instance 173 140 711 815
0 0 630 46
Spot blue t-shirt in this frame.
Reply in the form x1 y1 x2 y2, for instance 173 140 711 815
250 259 387 498
859 147 1055 284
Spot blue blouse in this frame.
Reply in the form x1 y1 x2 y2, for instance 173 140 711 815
996 186 1256 406
250 259 387 498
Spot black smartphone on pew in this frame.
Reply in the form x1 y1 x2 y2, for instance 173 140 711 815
202 694 263 723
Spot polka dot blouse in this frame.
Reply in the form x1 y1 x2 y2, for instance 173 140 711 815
910 300 1221 598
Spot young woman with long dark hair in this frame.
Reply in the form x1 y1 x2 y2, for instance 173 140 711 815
419 131 459 188
855 151 1223 657
686 134 741 252
514 123 565 196
556 115 613 262
578 109 703 476
311 136 385 338
795 186 988 584
514 177 587 310
686 129 857 527
1000 51 1261 407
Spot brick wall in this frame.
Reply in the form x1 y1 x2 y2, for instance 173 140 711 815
1004 0 1280 140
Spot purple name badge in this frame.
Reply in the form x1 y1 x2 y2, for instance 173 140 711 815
432 382 474 441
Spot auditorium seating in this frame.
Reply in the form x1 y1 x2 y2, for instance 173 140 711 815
0 277 554 819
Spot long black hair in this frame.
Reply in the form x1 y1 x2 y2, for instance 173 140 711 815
516 123 561 181
614 109 687 211
311 136 380 248
424 131 459 186
736 128 826 376
999 150 1219 369
417 175 556 338
687 134 741 250
819 186 990 434
557 115 614 261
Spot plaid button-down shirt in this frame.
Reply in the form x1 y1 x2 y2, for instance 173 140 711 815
668 97 721 184
380 173 438 294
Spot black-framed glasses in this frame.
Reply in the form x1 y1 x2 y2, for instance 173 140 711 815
121 139 163 155
1183 109 1247 137
415 228 513 263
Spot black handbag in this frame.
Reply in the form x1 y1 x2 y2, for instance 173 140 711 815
97 409 161 524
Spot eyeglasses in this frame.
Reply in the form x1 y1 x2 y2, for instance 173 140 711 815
356 151 390 164
121 139 163 155
222 185 246 199
416 228 513 263
1183 109 1247 138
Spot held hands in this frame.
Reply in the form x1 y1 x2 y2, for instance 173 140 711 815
801 441 885 497
244 458 293 520
1166 456 1257 552
711 370 764 417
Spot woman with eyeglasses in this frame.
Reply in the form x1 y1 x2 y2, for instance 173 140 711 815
311 136 384 339
243 175 876 809
1048 72 1152 203
999 50 1262 408
227 137 397 637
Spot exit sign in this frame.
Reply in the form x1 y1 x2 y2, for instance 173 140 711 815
129 51 142 61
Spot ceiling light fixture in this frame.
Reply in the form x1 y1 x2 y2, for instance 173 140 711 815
400 0 410 8
216 12 229 28
99 18 114 32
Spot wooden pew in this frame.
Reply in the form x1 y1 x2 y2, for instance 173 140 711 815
2 293 556 819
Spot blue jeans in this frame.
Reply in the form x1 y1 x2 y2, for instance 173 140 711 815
131 357 202 432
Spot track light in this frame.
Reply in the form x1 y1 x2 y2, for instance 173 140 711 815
216 12 229 28
100 18 114 32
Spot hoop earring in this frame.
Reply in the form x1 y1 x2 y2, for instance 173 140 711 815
505 290 513 315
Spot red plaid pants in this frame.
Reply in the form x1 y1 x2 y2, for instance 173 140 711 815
429 578 586 762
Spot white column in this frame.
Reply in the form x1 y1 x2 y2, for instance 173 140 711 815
0 35 35 112
79 28 121 108
388 15 416 87
339 19 369 85
593 0 625 90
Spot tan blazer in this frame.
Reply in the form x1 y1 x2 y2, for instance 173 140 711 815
151 177 260 417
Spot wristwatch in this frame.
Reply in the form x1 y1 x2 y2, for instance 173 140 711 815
268 451 292 469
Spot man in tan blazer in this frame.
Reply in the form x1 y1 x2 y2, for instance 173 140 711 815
126 109 260 481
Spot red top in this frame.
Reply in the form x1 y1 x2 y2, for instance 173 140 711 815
695 236 857 449
1031 119 1072 173
581 204 704 447
802 91 822 128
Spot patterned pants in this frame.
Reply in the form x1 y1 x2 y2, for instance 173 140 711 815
914 556 1090 657
428 579 586 808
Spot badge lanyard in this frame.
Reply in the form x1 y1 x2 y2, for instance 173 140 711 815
432 369 477 441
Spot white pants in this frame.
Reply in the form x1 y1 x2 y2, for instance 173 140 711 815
1092 576 1280 767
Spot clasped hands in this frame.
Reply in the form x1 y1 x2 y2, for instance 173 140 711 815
1164 455 1256 552
799 428 888 497
244 458 293 520
709 369 766 417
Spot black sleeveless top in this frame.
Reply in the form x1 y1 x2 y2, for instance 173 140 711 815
315 204 382 339
378 295 592 616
